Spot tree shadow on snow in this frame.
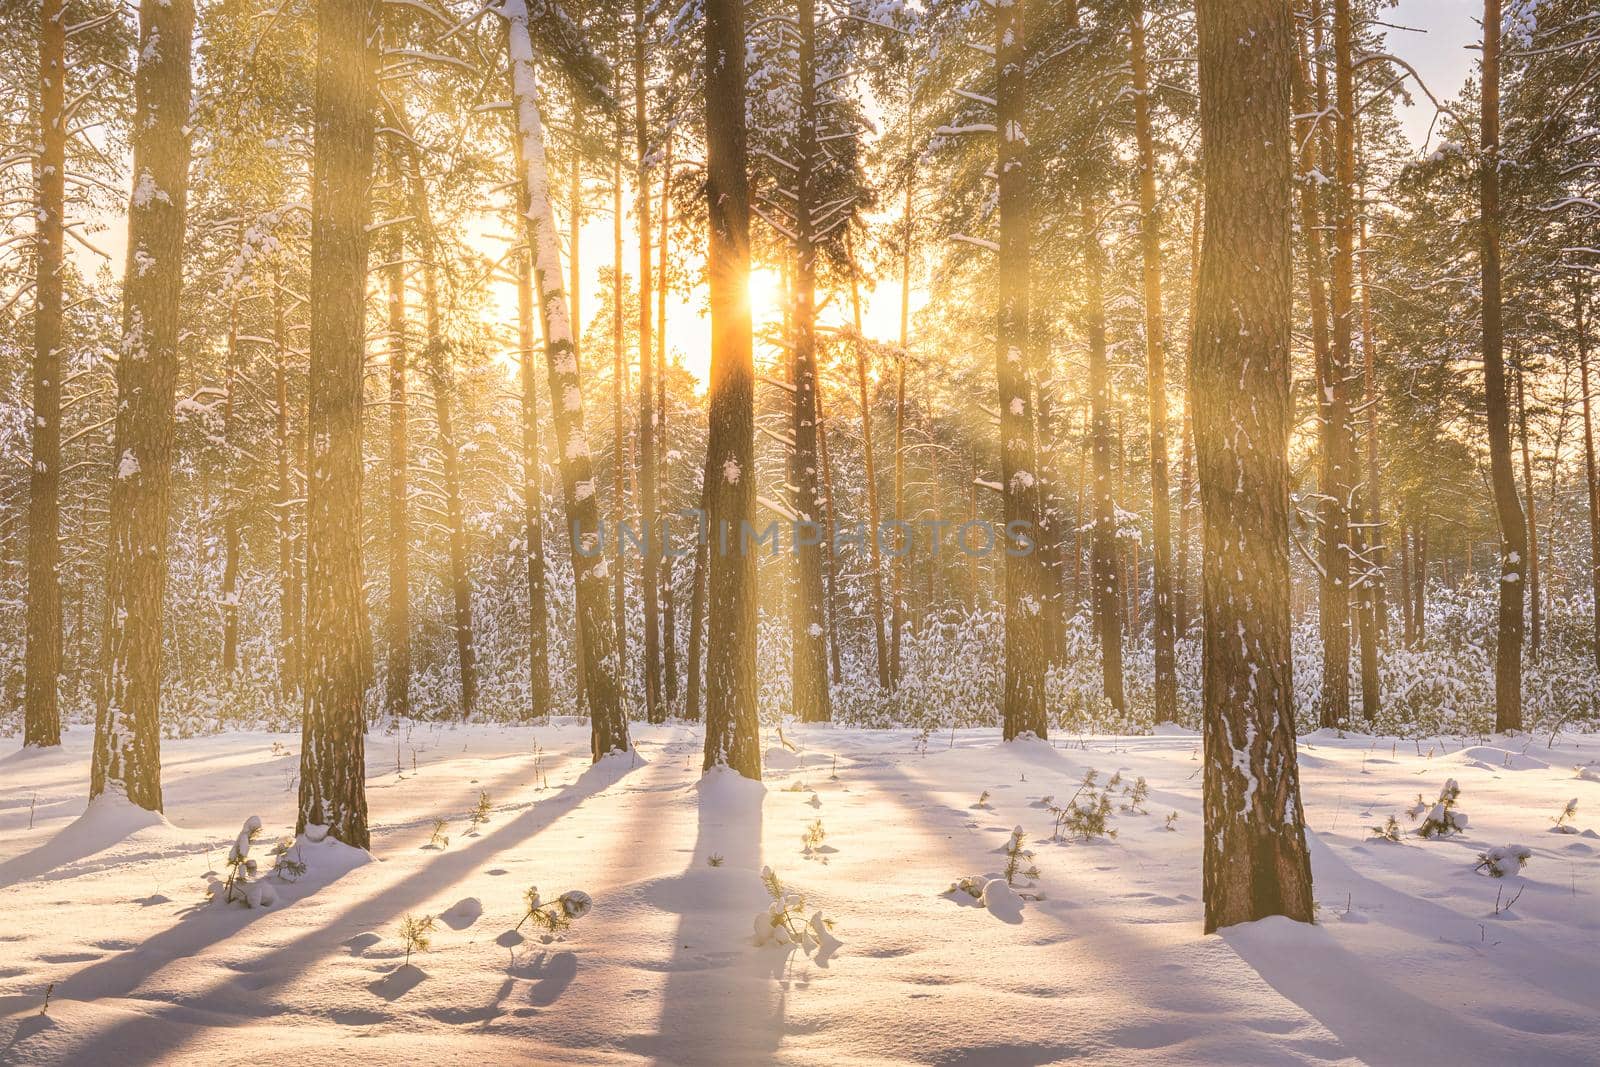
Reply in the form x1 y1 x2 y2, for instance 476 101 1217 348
627 769 789 1065
7 752 637 1064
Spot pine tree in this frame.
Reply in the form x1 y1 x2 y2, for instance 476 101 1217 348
297 0 377 847
91 0 197 810
1194 0 1314 932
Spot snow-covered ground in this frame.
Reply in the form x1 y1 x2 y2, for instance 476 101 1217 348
2 722 1598 1065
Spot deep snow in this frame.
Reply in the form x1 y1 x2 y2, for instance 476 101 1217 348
2 722 1598 1065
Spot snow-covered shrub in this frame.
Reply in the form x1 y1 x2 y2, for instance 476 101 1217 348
469 791 492 829
1552 798 1579 833
1002 827 1038 886
518 887 592 935
1369 815 1403 843
214 816 277 908
1476 845 1532 878
1047 769 1118 842
398 914 435 964
427 817 450 849
801 819 826 856
1416 779 1468 838
753 867 835 952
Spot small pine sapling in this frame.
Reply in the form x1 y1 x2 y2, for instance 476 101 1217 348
1120 776 1149 814
1552 798 1579 834
269 836 306 881
974 789 991 809
1002 826 1039 886
801 818 827 856
470 791 492 829
1164 811 1180 832
517 886 594 935
707 853 725 867
427 817 450 849
1476 844 1532 878
398 914 435 965
1368 815 1403 843
753 866 835 951
1416 779 1468 838
1048 770 1118 842
217 816 278 907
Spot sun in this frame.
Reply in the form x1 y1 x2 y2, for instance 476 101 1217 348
747 266 786 332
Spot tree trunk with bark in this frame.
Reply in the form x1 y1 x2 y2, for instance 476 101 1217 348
384 226 411 723
1480 0 1527 732
701 0 760 776
296 0 374 847
1194 0 1315 932
1578 285 1600 673
516 195 552 721
91 0 196 810
1131 0 1176 721
995 0 1049 740
789 0 831 723
505 2 630 760
273 266 301 698
24 0 67 749
634 0 664 723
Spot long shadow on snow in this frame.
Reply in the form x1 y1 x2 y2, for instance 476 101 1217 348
622 768 792 1066
2 751 634 1064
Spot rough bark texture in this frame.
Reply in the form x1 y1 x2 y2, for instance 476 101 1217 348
506 3 629 760
1130 0 1175 722
1480 0 1527 732
635 0 664 723
383 225 411 723
657 135 678 707
516 199 552 721
273 268 301 699
847 240 891 690
789 0 831 723
220 300 241 676
1194 0 1315 933
702 0 760 777
91 0 196 809
296 0 375 848
402 147 478 717
1515 363 1542 662
996 0 1048 741
24 0 66 749
1579 286 1600 674
1086 201 1125 715
1314 0 1357 729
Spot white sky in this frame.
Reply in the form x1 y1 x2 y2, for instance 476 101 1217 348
1388 0 1480 148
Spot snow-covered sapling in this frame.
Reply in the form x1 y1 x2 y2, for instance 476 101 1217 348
1552 798 1578 834
801 818 826 856
1119 776 1150 815
1416 779 1468 838
1369 815 1403 843
753 867 835 952
1163 812 1180 832
517 887 593 935
216 816 278 907
1049 770 1117 842
707 853 725 867
269 836 306 881
1002 826 1039 886
470 791 493 828
975 789 991 809
1476 844 1532 879
428 817 450 849
399 914 435 965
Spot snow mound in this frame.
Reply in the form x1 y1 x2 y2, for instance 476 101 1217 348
1455 747 1549 772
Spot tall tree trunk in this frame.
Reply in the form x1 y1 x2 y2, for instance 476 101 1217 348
1414 518 1428 647
847 240 891 688
1481 0 1526 732
789 0 831 723
995 0 1048 740
506 4 629 759
611 126 628 692
701 0 760 776
634 0 664 722
1358 175 1387 640
384 227 411 723
685 456 711 722
1176 206 1201 640
1515 359 1542 662
657 132 678 707
1577 285 1600 673
221 298 241 676
401 147 477 717
92 0 195 809
1398 521 1414 645
1312 0 1357 729
1194 0 1314 932
516 191 552 721
1086 200 1125 714
816 391 844 684
24 0 66 749
296 0 374 846
273 266 301 698
1131 0 1175 721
